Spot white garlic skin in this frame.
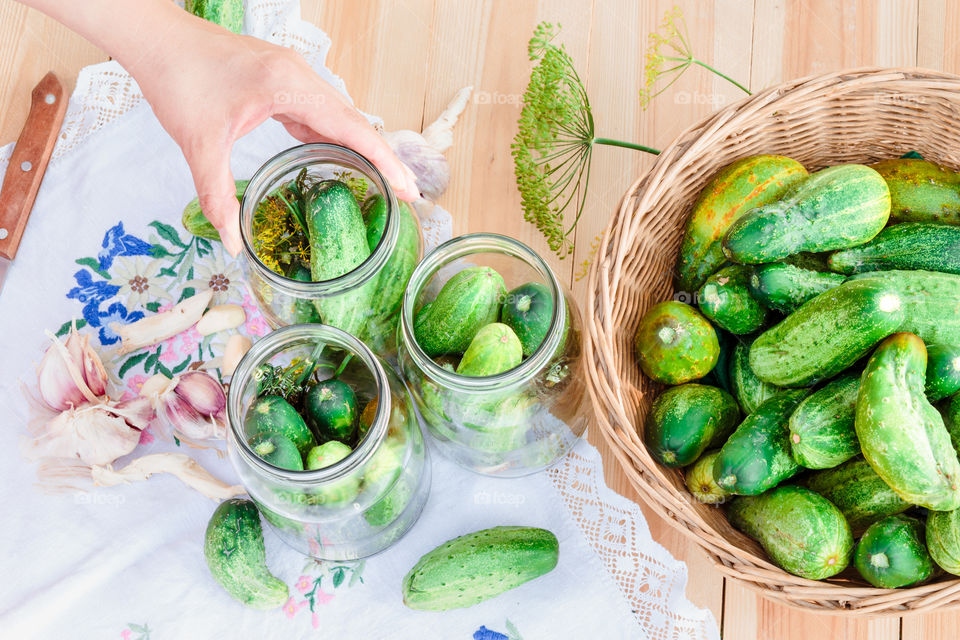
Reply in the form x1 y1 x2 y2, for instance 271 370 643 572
36 327 108 411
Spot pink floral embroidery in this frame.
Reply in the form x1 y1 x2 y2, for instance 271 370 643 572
120 631 132 640
283 597 305 618
313 587 334 606
123 374 148 401
295 576 312 593
311 611 321 629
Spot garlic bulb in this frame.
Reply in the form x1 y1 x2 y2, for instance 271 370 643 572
92 453 244 500
145 370 226 440
383 86 472 201
21 403 141 466
36 326 108 411
112 289 213 354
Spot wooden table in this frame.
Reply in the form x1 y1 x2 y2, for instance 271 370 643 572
2 0 958 637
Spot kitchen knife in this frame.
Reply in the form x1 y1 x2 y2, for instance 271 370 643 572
0 71 68 294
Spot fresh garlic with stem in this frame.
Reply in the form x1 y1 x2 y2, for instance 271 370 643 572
37 325 108 411
383 86 472 201
143 370 226 441
196 304 245 336
92 453 244 500
112 289 213 354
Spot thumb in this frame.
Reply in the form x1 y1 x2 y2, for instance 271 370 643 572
188 144 243 257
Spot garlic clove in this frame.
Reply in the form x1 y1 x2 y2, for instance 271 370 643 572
22 404 140 466
78 333 109 397
139 373 176 399
161 392 224 441
196 304 245 336
91 453 244 500
173 370 226 419
36 327 106 411
112 289 213 354
221 334 252 377
36 338 87 411
112 396 156 431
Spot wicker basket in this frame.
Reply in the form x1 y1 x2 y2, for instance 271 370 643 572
585 67 960 615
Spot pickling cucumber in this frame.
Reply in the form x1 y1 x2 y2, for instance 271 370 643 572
414 266 506 357
186 0 244 34
805 457 910 536
927 344 960 403
249 432 304 471
204 499 288 609
713 389 809 495
500 282 554 357
402 526 559 610
927 508 960 575
675 155 807 292
854 515 934 589
245 395 315 456
728 336 781 414
856 333 960 511
684 450 730 504
285 263 323 324
456 323 523 377
302 379 358 443
697 264 770 335
305 440 360 506
871 158 960 225
788 374 860 469
634 301 719 385
644 383 740 467
727 485 853 580
182 179 248 241
722 164 891 264
828 222 960 275
748 262 846 314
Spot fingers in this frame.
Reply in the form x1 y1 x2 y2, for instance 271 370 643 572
188 142 243 257
277 93 421 202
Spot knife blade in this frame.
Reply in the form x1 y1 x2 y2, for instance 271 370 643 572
0 72 68 294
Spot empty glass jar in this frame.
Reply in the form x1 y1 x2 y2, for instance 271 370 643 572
239 143 422 359
227 324 430 560
397 233 588 476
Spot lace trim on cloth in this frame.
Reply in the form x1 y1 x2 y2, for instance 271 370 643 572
0 1 714 637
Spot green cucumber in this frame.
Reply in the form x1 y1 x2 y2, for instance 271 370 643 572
402 526 559 611
456 323 523 377
684 450 730 504
362 197 421 352
856 333 960 511
363 441 408 526
828 223 960 275
302 379 358 443
305 440 360 506
306 180 374 336
697 264 770 335
245 395 315 456
927 344 960 402
700 329 734 394
871 158 960 225
460 392 536 454
362 193 390 251
204 499 288 609
727 485 853 580
749 278 905 387
854 515 934 589
645 383 740 467
186 0 244 33
414 266 506 357
675 155 808 292
850 269 960 346
748 263 846 314
284 263 323 323
805 458 910 536
729 336 781 414
249 432 303 470
722 164 891 264
927 508 960 575
943 393 960 452
634 301 719 385
182 179 248 241
712 389 809 495
788 374 860 469
500 282 554 357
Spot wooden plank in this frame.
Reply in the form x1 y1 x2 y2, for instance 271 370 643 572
0 1 107 146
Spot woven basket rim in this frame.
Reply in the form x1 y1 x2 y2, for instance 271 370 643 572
584 66 960 616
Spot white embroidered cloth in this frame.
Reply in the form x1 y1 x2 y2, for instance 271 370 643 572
0 2 718 639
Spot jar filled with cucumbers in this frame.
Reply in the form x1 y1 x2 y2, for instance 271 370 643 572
239 143 422 358
226 324 430 560
398 233 587 476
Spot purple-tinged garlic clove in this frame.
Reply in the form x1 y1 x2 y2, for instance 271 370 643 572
36 326 108 411
173 371 226 420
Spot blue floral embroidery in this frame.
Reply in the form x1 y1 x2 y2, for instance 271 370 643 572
98 221 153 270
473 627 509 640
94 301 144 345
67 269 120 317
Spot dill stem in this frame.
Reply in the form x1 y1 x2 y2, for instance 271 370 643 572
690 59 751 94
593 138 661 155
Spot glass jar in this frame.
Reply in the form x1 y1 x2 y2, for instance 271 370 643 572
227 324 430 560
239 143 422 358
397 233 588 476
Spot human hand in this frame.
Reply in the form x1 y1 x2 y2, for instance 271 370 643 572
126 14 420 255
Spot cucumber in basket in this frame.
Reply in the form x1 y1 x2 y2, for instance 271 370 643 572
697 264 770 335
805 458 910 537
787 373 860 470
634 300 719 385
871 157 960 225
854 514 934 589
644 383 740 468
828 222 960 275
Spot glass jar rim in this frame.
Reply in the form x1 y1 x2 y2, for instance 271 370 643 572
227 323 390 483
399 233 566 391
238 143 399 299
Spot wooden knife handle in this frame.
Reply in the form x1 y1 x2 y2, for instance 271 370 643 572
0 72 68 261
